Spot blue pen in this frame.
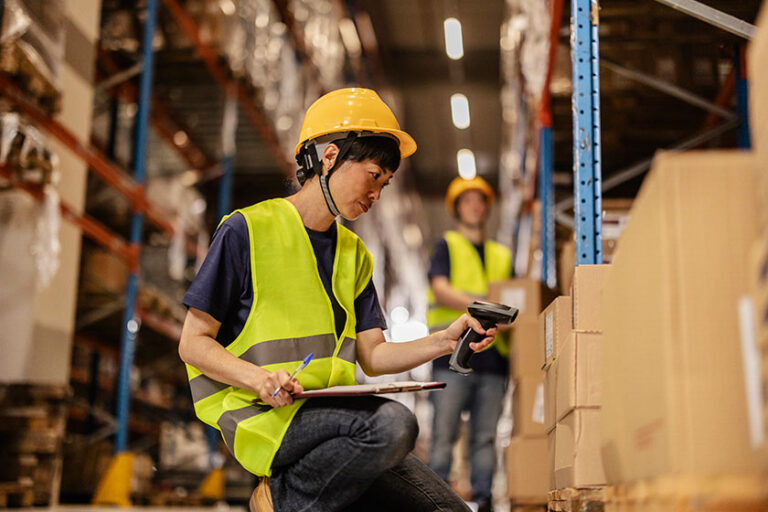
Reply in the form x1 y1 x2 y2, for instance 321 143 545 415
272 352 314 397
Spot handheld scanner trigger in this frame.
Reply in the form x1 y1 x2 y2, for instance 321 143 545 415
448 301 519 375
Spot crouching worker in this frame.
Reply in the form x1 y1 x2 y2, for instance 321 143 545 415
178 88 499 512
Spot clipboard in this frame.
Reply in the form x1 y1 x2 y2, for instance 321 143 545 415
292 381 446 398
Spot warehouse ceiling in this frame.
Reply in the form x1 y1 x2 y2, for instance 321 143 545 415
356 0 505 198
363 0 763 205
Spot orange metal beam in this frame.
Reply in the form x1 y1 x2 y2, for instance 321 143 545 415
538 0 565 128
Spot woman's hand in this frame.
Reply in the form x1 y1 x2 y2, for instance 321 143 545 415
252 369 305 408
441 314 498 355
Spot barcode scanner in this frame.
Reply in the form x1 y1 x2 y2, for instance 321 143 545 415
448 300 519 375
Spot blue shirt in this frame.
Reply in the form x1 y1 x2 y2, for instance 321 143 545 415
428 236 508 375
183 212 387 346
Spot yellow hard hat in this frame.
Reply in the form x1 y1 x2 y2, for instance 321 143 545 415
445 176 495 213
295 88 417 158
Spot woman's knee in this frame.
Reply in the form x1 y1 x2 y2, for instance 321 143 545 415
373 399 419 452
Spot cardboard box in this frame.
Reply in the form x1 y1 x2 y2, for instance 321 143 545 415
489 278 557 322
510 319 543 378
554 408 606 489
506 436 549 502
601 151 764 482
539 296 572 369
555 332 602 421
572 264 610 332
544 358 558 433
513 376 546 437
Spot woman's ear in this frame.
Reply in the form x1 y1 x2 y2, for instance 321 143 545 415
321 143 340 176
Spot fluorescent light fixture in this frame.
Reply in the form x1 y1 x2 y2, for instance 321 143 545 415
443 18 464 60
338 18 362 58
457 149 476 179
450 93 470 129
219 0 235 16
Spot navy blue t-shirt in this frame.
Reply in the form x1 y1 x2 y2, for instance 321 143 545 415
428 236 508 375
183 212 387 345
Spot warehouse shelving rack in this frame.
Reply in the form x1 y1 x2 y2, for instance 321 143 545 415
0 0 356 505
537 0 757 278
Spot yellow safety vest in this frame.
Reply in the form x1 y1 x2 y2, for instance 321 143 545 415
427 230 512 355
186 198 371 476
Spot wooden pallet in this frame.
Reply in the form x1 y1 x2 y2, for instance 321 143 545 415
512 504 547 512
0 480 35 508
603 474 768 512
0 385 67 507
548 487 607 512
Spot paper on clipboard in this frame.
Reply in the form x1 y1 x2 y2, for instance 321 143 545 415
293 381 446 398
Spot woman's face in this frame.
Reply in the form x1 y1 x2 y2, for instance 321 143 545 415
328 158 394 220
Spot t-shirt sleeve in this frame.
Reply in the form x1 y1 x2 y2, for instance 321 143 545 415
354 278 388 332
183 212 250 322
427 238 450 280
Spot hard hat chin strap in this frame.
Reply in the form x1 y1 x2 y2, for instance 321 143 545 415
297 132 358 218
319 173 340 217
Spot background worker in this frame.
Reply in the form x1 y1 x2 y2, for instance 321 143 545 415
427 176 513 512
178 88 500 512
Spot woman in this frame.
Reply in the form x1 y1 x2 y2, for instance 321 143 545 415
178 88 497 512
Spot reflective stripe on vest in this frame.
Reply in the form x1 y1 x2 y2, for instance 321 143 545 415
427 231 512 353
188 334 357 402
185 198 373 476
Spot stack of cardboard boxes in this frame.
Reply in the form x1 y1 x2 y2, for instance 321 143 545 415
748 2 768 451
600 6 768 505
542 265 610 503
489 279 556 506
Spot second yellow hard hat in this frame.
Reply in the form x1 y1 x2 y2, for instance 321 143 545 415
445 176 495 213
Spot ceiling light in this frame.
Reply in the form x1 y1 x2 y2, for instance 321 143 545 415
219 0 235 16
450 93 470 129
443 18 464 60
339 18 362 58
457 149 476 179
173 130 189 147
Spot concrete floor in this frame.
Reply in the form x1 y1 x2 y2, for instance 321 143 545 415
13 507 246 511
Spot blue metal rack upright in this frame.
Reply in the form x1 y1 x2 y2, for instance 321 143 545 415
539 126 556 287
735 44 751 149
115 0 159 455
571 0 603 265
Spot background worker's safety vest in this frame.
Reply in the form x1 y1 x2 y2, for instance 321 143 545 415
186 198 372 476
427 230 512 355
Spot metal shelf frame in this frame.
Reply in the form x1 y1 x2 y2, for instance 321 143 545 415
571 0 603 266
538 0 756 273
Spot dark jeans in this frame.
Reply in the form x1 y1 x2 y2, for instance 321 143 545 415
269 395 470 512
429 367 507 504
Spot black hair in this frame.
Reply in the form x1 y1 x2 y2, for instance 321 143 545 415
330 135 401 172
